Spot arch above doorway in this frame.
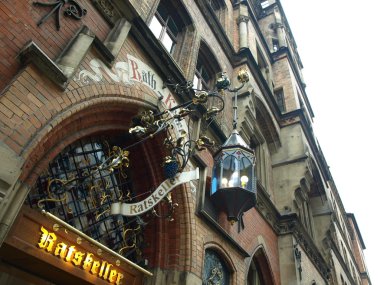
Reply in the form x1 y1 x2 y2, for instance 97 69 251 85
247 246 275 285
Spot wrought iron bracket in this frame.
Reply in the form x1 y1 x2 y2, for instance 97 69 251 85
33 0 87 31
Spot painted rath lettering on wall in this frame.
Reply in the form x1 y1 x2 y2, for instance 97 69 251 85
37 226 124 285
74 54 185 135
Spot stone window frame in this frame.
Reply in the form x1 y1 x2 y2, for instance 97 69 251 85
272 38 279 52
294 188 315 238
193 40 227 130
260 0 270 9
148 0 195 67
247 259 264 285
193 41 222 90
193 59 212 90
149 1 182 54
256 43 271 86
205 0 228 28
273 88 286 113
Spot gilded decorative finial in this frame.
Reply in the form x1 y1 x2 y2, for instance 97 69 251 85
237 69 249 83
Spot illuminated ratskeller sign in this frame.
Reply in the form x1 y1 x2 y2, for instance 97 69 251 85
37 226 124 285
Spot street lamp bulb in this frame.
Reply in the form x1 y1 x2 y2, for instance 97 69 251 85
241 175 249 187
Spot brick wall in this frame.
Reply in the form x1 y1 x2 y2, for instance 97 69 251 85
1 34 280 285
0 2 282 284
0 0 110 93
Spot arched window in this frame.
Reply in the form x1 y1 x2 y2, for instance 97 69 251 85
193 41 221 90
193 41 225 130
149 0 193 62
27 136 146 264
202 249 230 285
206 0 227 26
149 1 182 54
207 0 223 12
248 260 264 285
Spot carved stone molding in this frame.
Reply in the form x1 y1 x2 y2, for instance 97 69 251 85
18 17 131 89
92 0 121 25
237 15 250 24
272 23 284 29
256 182 280 231
237 91 267 147
256 183 331 280
276 217 331 281
18 41 68 88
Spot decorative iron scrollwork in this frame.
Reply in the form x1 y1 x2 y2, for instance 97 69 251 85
33 0 87 30
207 267 224 285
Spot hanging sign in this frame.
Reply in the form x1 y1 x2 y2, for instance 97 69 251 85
37 226 124 284
110 168 199 216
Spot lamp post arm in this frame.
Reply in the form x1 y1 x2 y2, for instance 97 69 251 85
228 82 246 130
227 82 245 93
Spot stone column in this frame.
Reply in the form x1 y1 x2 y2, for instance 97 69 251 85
275 23 287 48
273 7 287 48
238 15 250 50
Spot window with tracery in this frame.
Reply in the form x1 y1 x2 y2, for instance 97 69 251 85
202 249 230 285
27 137 145 265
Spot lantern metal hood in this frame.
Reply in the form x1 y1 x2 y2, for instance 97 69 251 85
210 70 257 225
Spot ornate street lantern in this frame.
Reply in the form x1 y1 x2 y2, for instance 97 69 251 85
210 70 257 224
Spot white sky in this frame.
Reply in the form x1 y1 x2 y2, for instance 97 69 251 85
280 0 379 283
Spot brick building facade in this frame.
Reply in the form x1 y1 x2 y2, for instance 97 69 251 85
0 0 371 285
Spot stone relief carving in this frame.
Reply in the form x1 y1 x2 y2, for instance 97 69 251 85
92 0 121 25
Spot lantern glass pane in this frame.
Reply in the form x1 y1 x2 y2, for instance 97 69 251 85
240 156 252 191
222 154 240 188
211 163 220 194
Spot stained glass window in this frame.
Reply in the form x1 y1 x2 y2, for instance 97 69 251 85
202 249 230 285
